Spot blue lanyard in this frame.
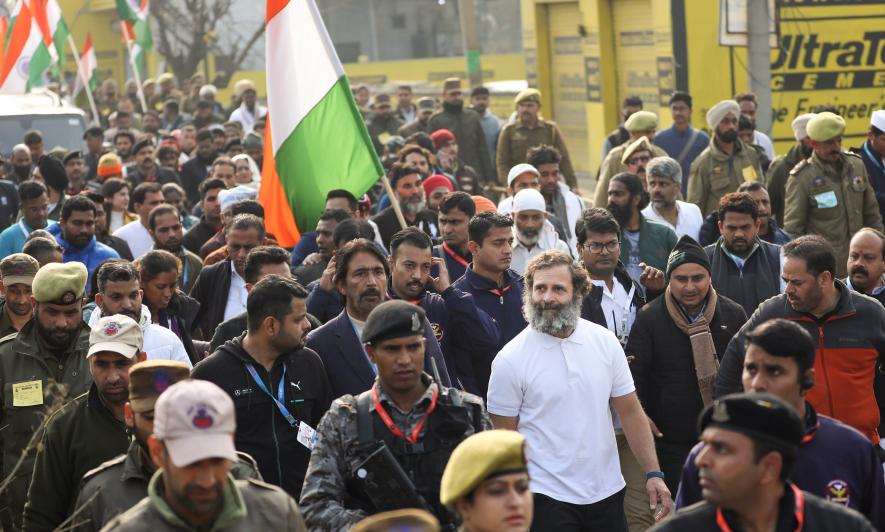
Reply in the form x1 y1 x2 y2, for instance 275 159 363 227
245 364 297 427
863 142 885 174
180 258 189 289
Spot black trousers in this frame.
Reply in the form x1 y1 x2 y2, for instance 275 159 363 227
655 440 695 495
531 489 628 532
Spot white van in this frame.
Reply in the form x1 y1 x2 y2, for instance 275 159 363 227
0 90 86 156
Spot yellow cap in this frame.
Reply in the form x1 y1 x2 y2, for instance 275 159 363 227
32 262 87 304
621 136 653 165
351 509 439 532
440 430 527 505
806 112 846 142
514 88 541 106
624 110 658 132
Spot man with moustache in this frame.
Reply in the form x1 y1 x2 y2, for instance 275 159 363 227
488 251 672 530
0 263 92 530
607 172 678 285
687 99 764 216
0 180 51 257
433 191 474 281
785 112 884 277
90 260 193 368
22 315 144 530
528 145 583 251
704 192 784 316
641 156 703 240
372 162 440 249
429 78 494 183
0 254 40 336
148 204 202 294
306 239 452 398
9 144 33 182
767 113 816 223
300 300 489 529
102 380 307 531
715 235 885 449
627 235 747 492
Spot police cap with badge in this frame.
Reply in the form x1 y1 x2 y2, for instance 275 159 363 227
362 300 426 345
32 262 87 305
698 392 804 453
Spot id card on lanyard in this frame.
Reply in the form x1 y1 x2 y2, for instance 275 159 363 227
245 364 317 449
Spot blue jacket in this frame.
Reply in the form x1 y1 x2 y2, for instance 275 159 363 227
49 223 120 288
676 403 885 529
290 231 317 269
451 266 526 397
304 309 452 399
853 141 885 223
388 285 500 396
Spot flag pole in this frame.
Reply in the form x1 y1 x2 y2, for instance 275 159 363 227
67 34 99 127
380 175 408 230
121 22 149 113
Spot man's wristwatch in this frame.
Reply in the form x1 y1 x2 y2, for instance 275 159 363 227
646 471 665 481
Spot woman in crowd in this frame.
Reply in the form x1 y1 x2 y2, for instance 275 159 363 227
136 250 202 365
231 153 261 191
440 430 533 532
100 178 137 232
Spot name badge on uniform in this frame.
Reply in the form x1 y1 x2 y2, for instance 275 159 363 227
814 190 838 209
12 380 43 407
742 166 759 182
297 421 317 450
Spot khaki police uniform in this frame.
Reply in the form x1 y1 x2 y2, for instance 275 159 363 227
687 139 764 216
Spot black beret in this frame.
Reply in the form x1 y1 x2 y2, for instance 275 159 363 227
131 138 155 156
362 300 426 345
37 155 67 192
698 393 804 450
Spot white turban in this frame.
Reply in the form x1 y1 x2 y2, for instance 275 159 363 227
706 100 741 130
791 113 816 141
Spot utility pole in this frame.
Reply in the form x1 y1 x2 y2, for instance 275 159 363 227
747 0 772 133
458 0 482 87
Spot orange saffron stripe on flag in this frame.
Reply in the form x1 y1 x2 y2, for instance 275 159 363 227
266 0 288 23
0 3 32 87
258 115 301 248
0 18 7 70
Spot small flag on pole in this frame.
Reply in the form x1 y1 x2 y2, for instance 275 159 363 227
73 33 97 97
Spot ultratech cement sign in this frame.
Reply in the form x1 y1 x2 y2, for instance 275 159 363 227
761 9 885 143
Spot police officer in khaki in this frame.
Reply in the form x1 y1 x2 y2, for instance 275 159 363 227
784 112 885 278
0 254 40 337
496 88 577 190
23 315 144 531
687 100 764 216
102 379 306 531
594 111 668 208
0 262 91 530
72 359 191 532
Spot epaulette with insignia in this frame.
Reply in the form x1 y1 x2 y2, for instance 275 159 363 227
789 159 809 175
845 151 862 160
81 453 126 482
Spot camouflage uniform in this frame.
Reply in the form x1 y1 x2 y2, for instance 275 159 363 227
72 442 262 532
299 375 491 530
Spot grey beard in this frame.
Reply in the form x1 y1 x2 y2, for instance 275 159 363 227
401 198 426 215
525 298 581 337
517 230 540 247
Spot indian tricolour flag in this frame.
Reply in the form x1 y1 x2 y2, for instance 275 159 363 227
28 0 69 86
261 0 382 246
117 0 152 76
73 33 97 97
0 0 43 93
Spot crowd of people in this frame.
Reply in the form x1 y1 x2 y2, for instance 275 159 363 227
0 69 881 531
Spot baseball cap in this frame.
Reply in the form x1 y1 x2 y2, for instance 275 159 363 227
88 314 144 358
0 254 39 287
128 360 190 413
154 380 238 467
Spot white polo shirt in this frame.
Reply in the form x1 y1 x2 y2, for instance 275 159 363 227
641 200 703 241
113 220 154 259
487 318 635 505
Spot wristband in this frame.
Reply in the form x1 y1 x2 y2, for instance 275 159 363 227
646 471 665 481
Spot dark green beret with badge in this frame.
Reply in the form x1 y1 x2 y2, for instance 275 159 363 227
362 300 426 345
32 262 87 304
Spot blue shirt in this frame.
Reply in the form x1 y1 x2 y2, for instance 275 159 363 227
655 125 709 195
0 219 46 258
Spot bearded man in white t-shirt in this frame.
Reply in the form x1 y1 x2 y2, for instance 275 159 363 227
487 250 671 531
